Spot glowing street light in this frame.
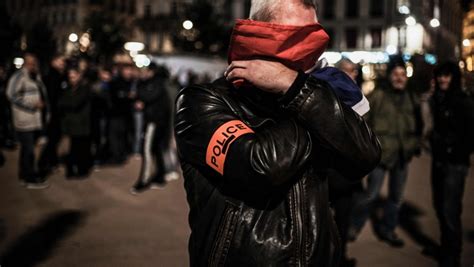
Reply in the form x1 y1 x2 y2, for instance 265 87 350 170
386 45 397 55
430 18 440 28
183 20 194 30
405 16 416 26
398 5 410 15
133 54 151 68
124 42 145 52
13 57 24 69
68 33 78 42
463 39 471 47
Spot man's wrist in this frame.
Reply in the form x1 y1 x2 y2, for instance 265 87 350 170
278 71 309 106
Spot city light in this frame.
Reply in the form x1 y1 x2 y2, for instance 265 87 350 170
124 42 145 52
133 54 151 68
406 64 414 78
425 54 437 65
405 16 416 26
320 52 342 64
68 33 79 42
362 65 371 75
386 45 397 55
398 5 410 15
13 57 24 69
463 39 471 47
183 20 194 30
430 18 440 28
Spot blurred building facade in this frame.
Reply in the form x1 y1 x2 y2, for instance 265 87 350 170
319 0 463 64
5 0 251 56
463 3 474 71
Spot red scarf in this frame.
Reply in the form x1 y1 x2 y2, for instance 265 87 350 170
228 19 329 73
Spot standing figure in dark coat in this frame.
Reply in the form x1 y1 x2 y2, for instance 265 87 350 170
130 64 172 194
59 68 92 178
107 64 134 164
38 55 67 176
428 62 474 267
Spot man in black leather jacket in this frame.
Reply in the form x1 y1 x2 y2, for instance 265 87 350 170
175 0 381 266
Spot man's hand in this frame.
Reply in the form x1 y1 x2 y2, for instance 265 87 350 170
225 60 298 95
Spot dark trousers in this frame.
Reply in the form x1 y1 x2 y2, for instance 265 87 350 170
16 131 39 181
352 159 409 233
137 122 168 183
67 136 91 176
0 149 5 167
432 161 468 267
38 119 61 173
0 98 15 144
108 117 128 164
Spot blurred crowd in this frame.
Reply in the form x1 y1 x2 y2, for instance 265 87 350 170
0 53 203 194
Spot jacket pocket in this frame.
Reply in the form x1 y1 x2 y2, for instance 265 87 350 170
208 203 239 267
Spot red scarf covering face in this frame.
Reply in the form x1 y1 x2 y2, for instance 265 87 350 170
228 19 330 75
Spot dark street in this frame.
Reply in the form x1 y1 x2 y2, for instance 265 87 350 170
0 148 473 266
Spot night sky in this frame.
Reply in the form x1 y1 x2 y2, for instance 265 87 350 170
463 0 473 10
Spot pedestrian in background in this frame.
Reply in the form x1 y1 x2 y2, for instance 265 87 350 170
428 62 474 267
91 67 112 166
0 64 16 149
351 58 421 247
107 63 134 164
38 54 67 177
130 67 144 157
130 63 172 194
329 57 363 267
59 67 92 178
6 53 49 189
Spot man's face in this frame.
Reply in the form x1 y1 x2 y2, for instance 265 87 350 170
270 2 318 25
99 70 111 82
52 57 66 73
120 66 133 80
68 70 81 86
389 67 408 91
340 62 359 82
24 55 39 75
437 74 452 91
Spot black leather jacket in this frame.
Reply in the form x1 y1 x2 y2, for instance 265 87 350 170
175 75 381 266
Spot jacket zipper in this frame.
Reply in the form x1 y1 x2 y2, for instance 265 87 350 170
209 205 237 267
293 180 306 267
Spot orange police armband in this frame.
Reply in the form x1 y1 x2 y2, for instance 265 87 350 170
206 120 254 175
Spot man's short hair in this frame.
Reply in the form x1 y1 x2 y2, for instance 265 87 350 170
249 0 318 22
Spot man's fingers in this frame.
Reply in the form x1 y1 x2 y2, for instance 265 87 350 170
225 61 252 76
226 68 247 81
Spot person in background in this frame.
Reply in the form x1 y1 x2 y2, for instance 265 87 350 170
107 63 134 164
6 53 49 189
130 63 172 194
58 68 92 178
351 58 421 247
0 65 16 149
130 67 144 157
330 57 362 267
38 54 67 177
336 58 359 81
428 62 474 267
91 67 112 166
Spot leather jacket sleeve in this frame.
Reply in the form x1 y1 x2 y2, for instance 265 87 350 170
281 76 381 180
175 85 313 196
